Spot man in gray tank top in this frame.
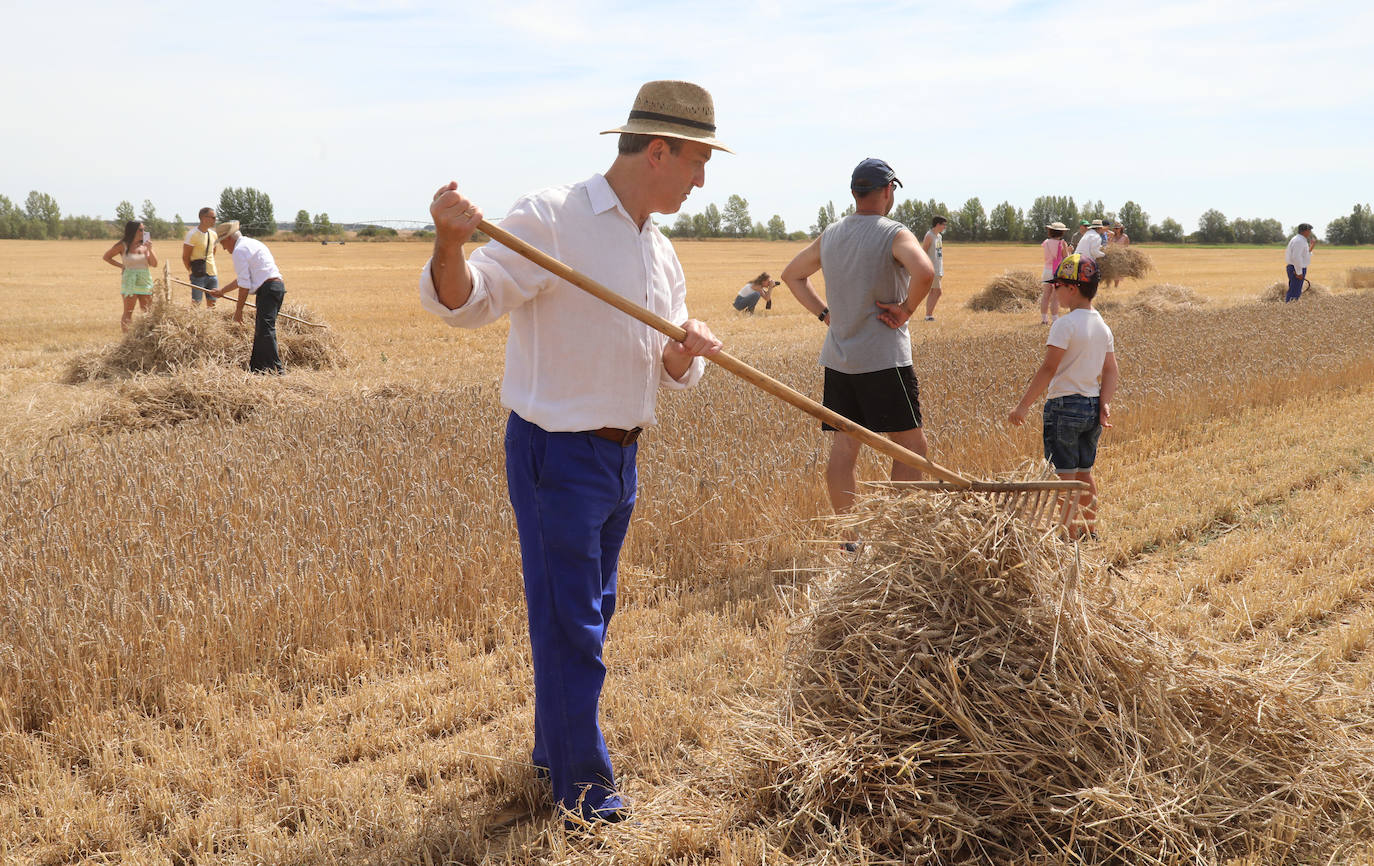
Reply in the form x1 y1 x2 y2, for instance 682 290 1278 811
781 158 936 545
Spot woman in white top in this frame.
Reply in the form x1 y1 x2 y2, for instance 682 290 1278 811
732 271 776 313
102 220 160 332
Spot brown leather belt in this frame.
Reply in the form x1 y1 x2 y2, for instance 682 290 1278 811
587 426 642 446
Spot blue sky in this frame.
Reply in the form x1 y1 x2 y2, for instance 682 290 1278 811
4 0 1370 236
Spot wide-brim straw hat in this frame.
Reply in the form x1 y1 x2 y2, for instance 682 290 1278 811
1046 221 1069 231
600 80 733 153
1089 219 1107 228
213 220 240 240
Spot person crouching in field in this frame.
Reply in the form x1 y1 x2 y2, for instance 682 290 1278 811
420 80 724 828
732 272 777 313
1009 253 1119 539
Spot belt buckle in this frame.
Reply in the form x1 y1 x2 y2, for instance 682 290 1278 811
621 426 642 446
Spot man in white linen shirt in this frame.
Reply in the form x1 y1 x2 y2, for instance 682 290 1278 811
207 220 286 373
1075 219 1106 262
1284 222 1315 302
419 80 724 827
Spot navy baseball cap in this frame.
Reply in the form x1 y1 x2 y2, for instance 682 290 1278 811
850 158 903 193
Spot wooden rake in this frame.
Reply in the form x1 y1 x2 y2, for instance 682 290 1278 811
473 218 1088 532
168 276 326 328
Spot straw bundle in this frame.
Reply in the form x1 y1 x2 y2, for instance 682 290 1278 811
1261 281 1332 303
1124 283 1209 313
968 270 1042 312
1097 246 1154 283
733 493 1374 864
68 367 314 434
64 301 345 383
1348 267 1374 289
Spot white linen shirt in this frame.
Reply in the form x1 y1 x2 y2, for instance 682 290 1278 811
1285 234 1311 271
419 173 705 433
229 236 283 293
1074 230 1104 261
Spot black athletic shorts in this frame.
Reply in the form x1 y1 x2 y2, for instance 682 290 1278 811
822 365 922 432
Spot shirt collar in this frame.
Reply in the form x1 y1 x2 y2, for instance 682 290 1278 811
585 173 624 217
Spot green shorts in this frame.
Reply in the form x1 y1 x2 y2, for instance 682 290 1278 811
121 268 153 296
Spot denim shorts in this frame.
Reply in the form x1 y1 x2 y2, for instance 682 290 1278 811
1043 394 1101 473
190 273 218 302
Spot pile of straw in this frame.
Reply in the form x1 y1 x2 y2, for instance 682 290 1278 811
731 493 1374 864
1348 267 1374 289
967 270 1042 312
64 300 346 383
1261 281 1333 303
1123 283 1209 313
1097 246 1154 283
68 367 316 434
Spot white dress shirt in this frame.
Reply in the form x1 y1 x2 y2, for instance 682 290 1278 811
419 173 705 432
1285 234 1311 271
1075 230 1104 261
229 236 283 293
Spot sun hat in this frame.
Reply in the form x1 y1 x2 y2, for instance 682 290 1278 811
1045 253 1100 286
1046 221 1069 231
850 157 903 193
1089 219 1106 228
600 80 733 153
213 220 240 240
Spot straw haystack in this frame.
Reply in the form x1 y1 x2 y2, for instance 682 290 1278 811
968 270 1042 312
68 367 315 434
1124 283 1209 313
1261 281 1332 303
725 493 1374 864
1097 246 1153 283
64 300 346 383
1348 267 1374 289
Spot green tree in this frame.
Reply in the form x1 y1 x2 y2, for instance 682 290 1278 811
25 191 62 239
115 200 136 225
1117 201 1149 242
313 212 335 237
1249 218 1284 244
140 199 174 239
701 203 722 237
294 209 312 237
766 214 787 240
812 201 837 236
953 197 987 242
1026 196 1079 240
691 213 710 237
722 194 752 237
1197 209 1232 244
1151 217 1184 243
0 195 20 238
671 212 694 238
988 200 1023 242
1231 218 1254 244
218 186 275 237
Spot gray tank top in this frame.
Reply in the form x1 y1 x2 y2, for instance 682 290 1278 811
818 215 912 374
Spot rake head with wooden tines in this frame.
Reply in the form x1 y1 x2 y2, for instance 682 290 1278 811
468 217 1089 533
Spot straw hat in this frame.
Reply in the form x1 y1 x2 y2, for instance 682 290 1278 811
1046 221 1069 231
213 220 240 240
601 80 733 153
1089 219 1106 228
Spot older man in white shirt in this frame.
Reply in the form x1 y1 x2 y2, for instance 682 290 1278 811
1284 222 1315 301
1075 219 1107 262
420 80 724 828
208 220 286 373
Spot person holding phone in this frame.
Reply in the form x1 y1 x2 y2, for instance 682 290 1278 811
102 220 159 332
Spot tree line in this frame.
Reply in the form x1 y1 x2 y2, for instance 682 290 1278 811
666 194 1374 245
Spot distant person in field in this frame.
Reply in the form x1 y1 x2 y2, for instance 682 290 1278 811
1040 222 1071 324
1284 223 1315 302
205 221 287 373
102 220 158 333
419 80 724 828
1009 253 1119 540
732 271 777 313
1075 218 1107 262
920 215 947 320
781 157 935 548
182 207 220 308
1106 220 1130 289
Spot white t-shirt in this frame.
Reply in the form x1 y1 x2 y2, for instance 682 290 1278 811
923 230 944 276
1285 234 1311 271
736 282 759 299
1046 308 1114 399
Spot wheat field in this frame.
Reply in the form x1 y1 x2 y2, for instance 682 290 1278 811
3 237 1374 864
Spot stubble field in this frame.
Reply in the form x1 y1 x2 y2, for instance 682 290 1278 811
3 237 1374 864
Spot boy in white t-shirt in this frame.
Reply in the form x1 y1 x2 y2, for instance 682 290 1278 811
1009 253 1119 538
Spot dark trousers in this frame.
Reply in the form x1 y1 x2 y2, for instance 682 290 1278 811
1285 265 1306 302
250 280 285 373
503 411 636 817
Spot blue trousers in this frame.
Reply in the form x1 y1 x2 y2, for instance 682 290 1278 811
1286 265 1306 302
504 412 636 817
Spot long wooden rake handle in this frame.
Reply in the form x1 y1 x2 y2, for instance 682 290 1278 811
475 219 972 488
168 277 326 328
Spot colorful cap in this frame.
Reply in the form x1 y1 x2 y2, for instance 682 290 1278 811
1046 253 1099 285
